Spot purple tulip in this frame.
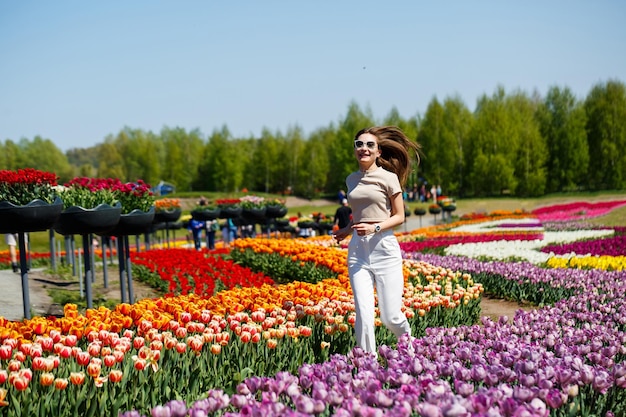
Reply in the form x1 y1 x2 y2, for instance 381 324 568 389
592 370 613 394
417 403 442 417
441 402 469 417
513 386 535 402
469 365 487 382
165 401 187 417
151 406 171 417
544 389 565 408
294 395 315 414
453 380 474 397
229 394 249 409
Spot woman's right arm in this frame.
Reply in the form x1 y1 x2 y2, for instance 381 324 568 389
333 220 353 242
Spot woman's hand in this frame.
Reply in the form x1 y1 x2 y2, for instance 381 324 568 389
333 226 351 242
351 223 377 236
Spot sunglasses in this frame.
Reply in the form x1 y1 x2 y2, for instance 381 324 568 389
354 140 377 150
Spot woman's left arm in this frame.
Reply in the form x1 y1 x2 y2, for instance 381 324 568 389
383 192 406 230
361 192 404 234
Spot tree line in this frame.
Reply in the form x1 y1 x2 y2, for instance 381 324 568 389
1 79 625 198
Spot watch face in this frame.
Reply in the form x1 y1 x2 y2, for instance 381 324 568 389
375 225 381 232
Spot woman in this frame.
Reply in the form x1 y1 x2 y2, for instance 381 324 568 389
333 126 420 354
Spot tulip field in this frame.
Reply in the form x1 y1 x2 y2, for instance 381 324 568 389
0 200 625 416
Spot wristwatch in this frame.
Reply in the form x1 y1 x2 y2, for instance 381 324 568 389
374 224 381 233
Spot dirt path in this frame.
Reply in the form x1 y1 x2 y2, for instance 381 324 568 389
27 266 162 317
480 296 531 322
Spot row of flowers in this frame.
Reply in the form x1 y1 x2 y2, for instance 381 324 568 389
0 249 482 415
0 168 154 214
119 200 626 416
0 196 625 415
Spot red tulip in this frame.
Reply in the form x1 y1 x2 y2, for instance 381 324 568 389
76 351 90 366
11 374 29 391
7 360 21 372
31 357 48 371
108 369 123 383
103 355 116 368
133 358 147 371
0 345 13 361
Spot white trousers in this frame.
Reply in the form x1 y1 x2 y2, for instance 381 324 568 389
348 229 411 354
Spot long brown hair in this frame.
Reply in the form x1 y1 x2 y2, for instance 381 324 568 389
355 126 421 185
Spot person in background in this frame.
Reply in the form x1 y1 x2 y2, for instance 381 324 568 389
333 126 421 355
5 233 19 273
337 189 346 204
221 218 238 247
188 218 205 251
334 198 352 231
205 219 218 250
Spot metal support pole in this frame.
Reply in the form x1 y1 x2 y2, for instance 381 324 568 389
18 232 31 320
82 234 93 309
77 246 83 297
49 229 56 272
69 236 77 276
102 239 109 288
90 234 96 283
118 237 127 304
125 235 135 303
57 239 62 267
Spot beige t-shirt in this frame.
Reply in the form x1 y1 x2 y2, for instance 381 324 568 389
346 166 402 223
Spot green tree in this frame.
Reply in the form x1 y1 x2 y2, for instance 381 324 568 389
467 87 518 196
537 86 588 192
507 91 547 197
20 136 74 182
417 98 445 186
584 79 626 190
66 146 100 177
299 134 330 199
419 96 473 196
160 127 204 191
0 140 26 169
250 128 281 193
277 126 306 195
96 140 126 180
203 126 245 193
112 127 162 186
441 96 473 196
470 152 516 195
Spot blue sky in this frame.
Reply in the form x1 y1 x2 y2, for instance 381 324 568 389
1 1 624 151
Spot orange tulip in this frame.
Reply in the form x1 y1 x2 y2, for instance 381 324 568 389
39 372 55 387
54 378 69 390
